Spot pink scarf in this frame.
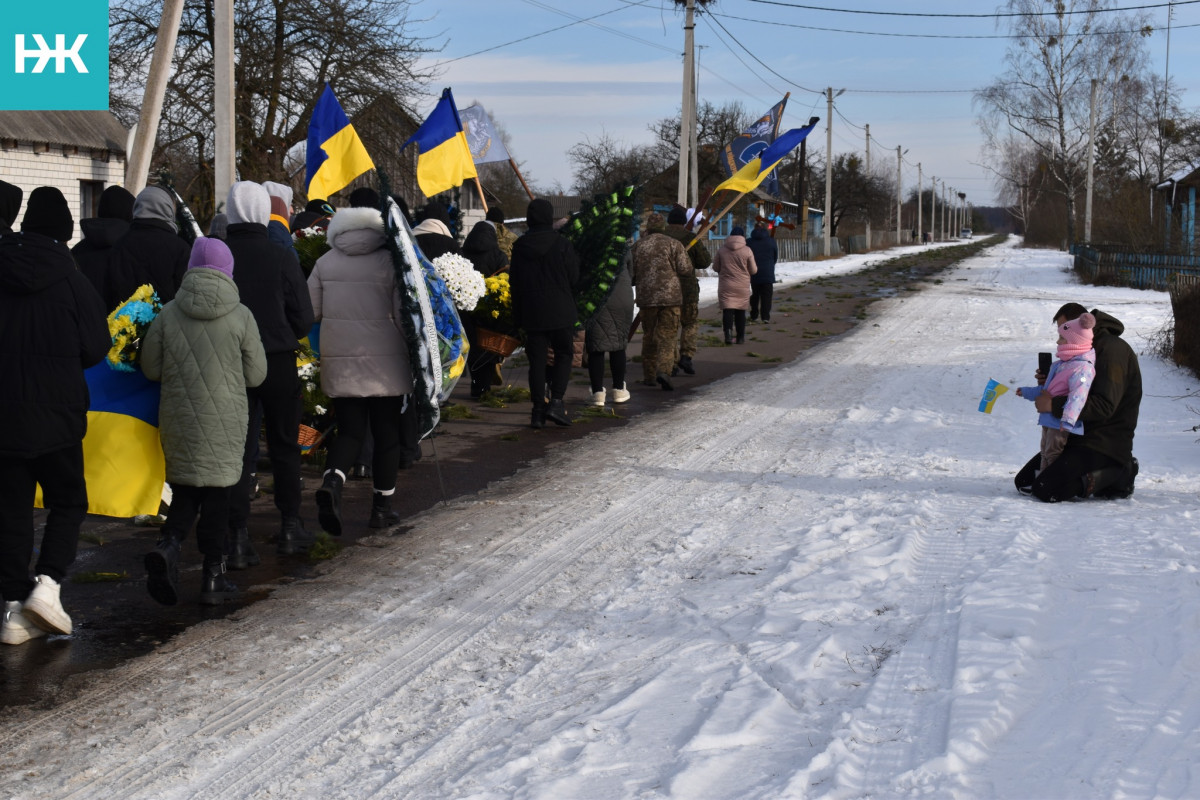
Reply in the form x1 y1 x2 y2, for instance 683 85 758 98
1057 340 1092 360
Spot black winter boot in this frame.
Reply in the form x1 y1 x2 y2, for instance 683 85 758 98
530 404 546 429
724 329 733 345
277 516 316 555
315 471 345 537
678 356 695 375
144 535 181 606
199 556 240 605
368 493 401 529
225 526 260 570
546 398 572 426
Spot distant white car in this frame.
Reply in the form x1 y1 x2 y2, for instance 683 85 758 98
960 228 973 238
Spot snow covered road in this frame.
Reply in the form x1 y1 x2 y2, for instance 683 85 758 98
2 237 1198 799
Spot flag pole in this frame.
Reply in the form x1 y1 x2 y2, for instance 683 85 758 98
687 190 749 249
509 158 536 201
473 176 489 213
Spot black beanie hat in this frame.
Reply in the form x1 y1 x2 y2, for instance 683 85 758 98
667 206 687 226
0 179 22 229
305 198 331 214
21 186 73 242
97 185 136 222
349 187 380 208
486 206 506 223
526 198 554 228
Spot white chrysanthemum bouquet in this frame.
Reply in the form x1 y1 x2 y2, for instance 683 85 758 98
431 253 486 311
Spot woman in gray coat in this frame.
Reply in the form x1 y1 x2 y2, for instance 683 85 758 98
308 206 414 535
584 251 634 406
141 237 267 606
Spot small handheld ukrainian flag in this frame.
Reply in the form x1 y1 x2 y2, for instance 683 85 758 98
401 88 478 197
978 378 1009 414
306 83 376 200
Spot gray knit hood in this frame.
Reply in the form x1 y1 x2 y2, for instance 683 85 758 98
133 186 177 232
226 181 270 226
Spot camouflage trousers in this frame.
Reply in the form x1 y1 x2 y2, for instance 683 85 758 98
675 295 699 363
640 305 681 382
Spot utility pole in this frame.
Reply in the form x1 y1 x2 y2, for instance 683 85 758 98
824 87 834 257
864 124 871 248
895 146 902 244
690 45 703 208
214 0 236 210
917 163 922 244
677 0 696 206
126 0 185 193
936 182 945 241
797 136 808 241
930 176 937 242
1085 78 1098 243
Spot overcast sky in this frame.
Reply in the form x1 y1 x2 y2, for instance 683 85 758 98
409 0 1200 207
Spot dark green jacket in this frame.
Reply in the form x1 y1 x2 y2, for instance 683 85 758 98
142 268 267 486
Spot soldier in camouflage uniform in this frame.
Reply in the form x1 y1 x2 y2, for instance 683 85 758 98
487 207 518 260
663 206 712 376
630 213 692 391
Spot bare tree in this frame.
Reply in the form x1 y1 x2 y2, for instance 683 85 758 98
976 0 1151 244
567 132 669 198
109 0 437 216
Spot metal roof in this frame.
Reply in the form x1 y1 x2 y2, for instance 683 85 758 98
0 110 129 154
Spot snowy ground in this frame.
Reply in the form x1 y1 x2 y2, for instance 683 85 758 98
2 237 1198 800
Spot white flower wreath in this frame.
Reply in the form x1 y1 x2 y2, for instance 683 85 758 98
431 252 487 311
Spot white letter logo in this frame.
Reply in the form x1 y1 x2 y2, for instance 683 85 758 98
15 34 89 74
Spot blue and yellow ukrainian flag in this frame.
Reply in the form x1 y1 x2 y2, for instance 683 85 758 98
713 119 820 195
306 83 376 201
80 365 165 517
401 88 477 197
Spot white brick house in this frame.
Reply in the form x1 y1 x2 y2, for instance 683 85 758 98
0 111 129 245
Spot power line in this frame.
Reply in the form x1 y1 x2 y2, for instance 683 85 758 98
742 0 1198 17
432 6 641 66
709 10 1199 41
701 12 824 95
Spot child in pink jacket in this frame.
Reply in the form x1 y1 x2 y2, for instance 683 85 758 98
1016 312 1097 471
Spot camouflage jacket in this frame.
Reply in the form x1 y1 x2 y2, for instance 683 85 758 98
662 223 708 305
495 223 517 260
630 231 692 307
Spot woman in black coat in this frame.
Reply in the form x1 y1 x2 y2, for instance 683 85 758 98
0 187 109 643
747 223 779 323
509 198 579 428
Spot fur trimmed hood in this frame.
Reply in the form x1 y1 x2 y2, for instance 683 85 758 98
326 206 386 256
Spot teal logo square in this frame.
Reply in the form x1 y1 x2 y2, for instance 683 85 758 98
2 2 109 110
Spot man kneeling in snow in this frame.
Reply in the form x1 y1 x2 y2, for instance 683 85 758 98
1014 302 1141 502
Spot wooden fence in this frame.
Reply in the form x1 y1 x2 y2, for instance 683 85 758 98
1074 244 1200 290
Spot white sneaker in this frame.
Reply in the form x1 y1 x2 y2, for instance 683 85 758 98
2 601 47 645
23 575 72 635
612 382 631 404
590 389 606 407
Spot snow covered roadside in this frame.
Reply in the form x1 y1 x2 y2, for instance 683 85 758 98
696 236 975 307
2 237 1198 799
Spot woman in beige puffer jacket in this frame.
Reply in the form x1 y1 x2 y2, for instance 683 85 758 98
712 226 757 344
307 205 413 535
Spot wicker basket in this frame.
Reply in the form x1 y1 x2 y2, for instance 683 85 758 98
477 328 521 357
298 424 324 454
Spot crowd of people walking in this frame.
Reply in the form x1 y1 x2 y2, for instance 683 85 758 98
1 174 1140 647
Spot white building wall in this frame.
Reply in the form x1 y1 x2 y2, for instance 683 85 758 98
1 143 126 246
